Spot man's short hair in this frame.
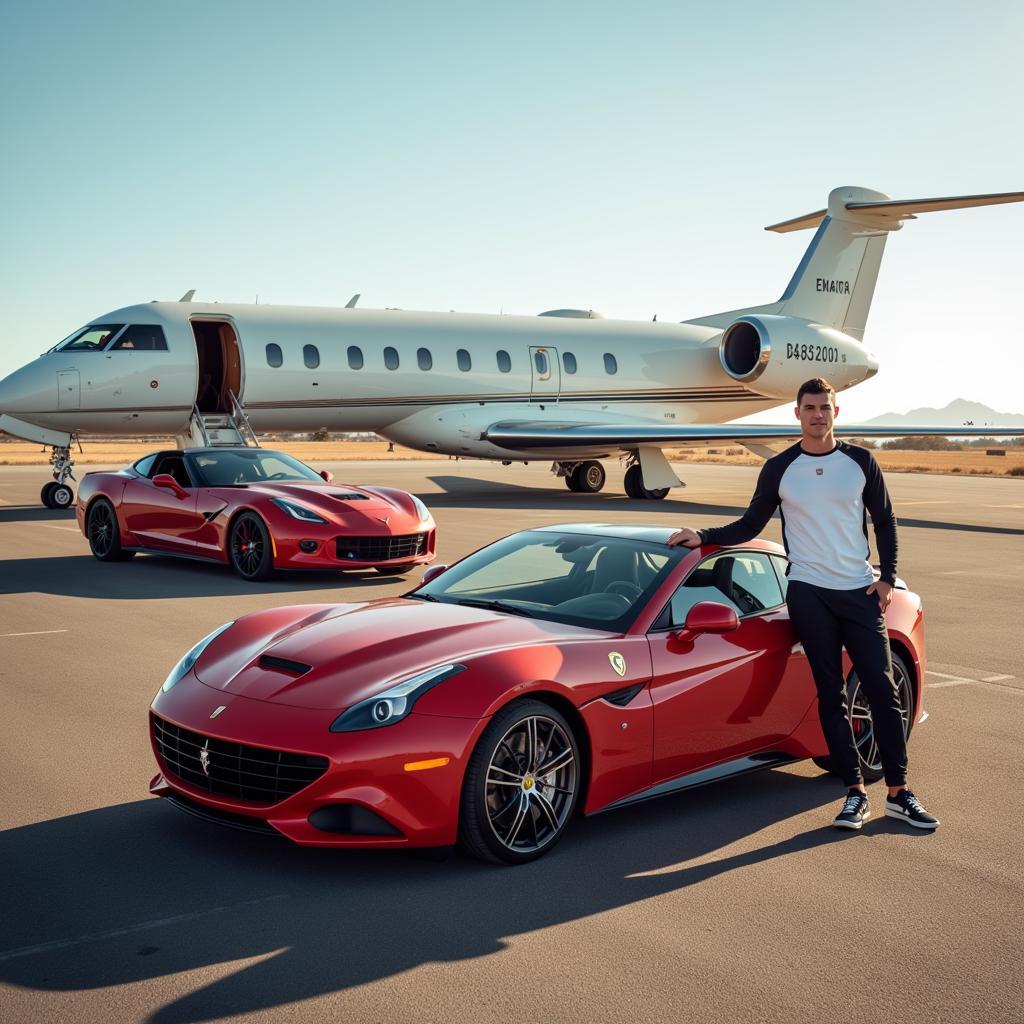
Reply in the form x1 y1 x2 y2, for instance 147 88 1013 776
796 378 836 406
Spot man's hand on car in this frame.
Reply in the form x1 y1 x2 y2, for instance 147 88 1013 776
667 528 702 548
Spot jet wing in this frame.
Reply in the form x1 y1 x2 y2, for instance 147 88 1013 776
483 420 1024 449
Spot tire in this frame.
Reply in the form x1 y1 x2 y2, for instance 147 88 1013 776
50 482 75 509
812 651 914 783
87 498 133 561
374 565 408 576
229 512 274 581
41 482 57 508
564 471 581 492
572 461 606 494
624 464 669 500
459 699 581 865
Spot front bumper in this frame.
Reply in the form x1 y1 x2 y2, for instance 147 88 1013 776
149 678 483 848
272 526 436 571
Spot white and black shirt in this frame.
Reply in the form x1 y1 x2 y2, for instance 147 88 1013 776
698 442 897 590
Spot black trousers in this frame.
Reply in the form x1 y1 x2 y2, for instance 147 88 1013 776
786 580 908 788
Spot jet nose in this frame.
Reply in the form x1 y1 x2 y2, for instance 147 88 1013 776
0 361 51 415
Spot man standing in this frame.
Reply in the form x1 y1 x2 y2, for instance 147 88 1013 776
668 378 939 832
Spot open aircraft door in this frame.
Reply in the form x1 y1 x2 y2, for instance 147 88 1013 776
529 346 560 402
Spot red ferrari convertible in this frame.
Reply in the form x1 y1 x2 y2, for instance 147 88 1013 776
149 525 926 863
75 446 436 580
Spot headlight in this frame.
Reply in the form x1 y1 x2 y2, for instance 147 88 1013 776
270 498 328 524
329 664 465 732
411 494 433 524
161 622 234 692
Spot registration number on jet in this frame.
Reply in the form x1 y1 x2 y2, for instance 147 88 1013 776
786 343 844 363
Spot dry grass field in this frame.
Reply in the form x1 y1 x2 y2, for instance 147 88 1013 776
1 438 1022 477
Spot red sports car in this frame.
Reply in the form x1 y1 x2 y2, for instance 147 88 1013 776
148 525 926 863
76 446 436 580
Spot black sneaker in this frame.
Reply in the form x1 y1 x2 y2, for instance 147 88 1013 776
885 789 939 830
833 790 871 830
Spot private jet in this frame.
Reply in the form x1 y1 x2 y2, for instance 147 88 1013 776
1 185 1022 508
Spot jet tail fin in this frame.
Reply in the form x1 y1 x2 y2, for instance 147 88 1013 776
689 187 1024 342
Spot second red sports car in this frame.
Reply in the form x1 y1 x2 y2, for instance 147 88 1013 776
147 525 927 862
76 446 436 580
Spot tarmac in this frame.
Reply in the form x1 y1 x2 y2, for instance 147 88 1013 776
1 459 1022 1024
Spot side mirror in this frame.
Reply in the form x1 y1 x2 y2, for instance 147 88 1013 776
681 600 740 634
152 474 188 499
421 564 449 585
320 469 334 483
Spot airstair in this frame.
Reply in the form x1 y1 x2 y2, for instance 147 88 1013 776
178 391 261 449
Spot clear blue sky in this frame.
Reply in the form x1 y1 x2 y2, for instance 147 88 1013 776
2 0 1022 419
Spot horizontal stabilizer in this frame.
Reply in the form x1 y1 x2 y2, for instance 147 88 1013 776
766 190 1024 233
483 420 1024 450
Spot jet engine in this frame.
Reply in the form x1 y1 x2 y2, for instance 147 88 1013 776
718 315 877 398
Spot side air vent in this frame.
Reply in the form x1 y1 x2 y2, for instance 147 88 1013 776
602 683 645 707
259 655 312 675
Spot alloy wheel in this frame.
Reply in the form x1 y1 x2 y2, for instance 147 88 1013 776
849 659 913 775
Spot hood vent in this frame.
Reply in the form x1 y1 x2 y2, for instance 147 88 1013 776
331 492 369 501
259 655 312 676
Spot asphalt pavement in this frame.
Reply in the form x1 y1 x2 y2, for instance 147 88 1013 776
1 459 1021 1024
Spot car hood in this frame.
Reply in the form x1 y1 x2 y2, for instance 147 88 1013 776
207 483 425 525
193 599 600 710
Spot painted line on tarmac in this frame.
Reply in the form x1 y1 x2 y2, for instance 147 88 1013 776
37 524 79 533
0 894 289 963
0 629 70 638
926 670 1019 693
981 673 1014 682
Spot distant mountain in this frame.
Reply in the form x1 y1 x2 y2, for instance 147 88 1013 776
866 399 1024 427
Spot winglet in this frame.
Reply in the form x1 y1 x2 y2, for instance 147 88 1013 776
345 293 360 309
178 289 196 302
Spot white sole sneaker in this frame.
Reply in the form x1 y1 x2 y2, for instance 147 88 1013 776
885 805 939 829
833 809 871 830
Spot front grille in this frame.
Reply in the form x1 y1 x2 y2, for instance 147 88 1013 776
335 532 427 562
152 713 328 805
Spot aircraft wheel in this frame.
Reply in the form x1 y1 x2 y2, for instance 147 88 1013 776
229 512 275 581
572 461 606 494
564 472 581 492
50 483 75 509
41 482 57 507
623 465 644 499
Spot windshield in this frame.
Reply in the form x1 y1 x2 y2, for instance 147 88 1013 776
53 324 125 352
187 450 324 486
412 530 683 631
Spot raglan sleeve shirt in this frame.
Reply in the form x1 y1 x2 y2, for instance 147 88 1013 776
855 447 898 585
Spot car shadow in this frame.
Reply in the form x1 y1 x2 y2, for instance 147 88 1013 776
0 554 406 599
0 505 78 524
1 768 850 1022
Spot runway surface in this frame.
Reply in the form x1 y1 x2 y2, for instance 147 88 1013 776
1 460 1022 1024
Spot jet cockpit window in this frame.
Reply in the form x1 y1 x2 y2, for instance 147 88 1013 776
54 324 125 352
109 325 168 351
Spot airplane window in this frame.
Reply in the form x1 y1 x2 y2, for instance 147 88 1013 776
497 350 511 373
266 343 283 368
55 324 125 352
110 325 168 351
384 347 400 370
303 344 320 369
603 353 618 375
347 346 364 370
534 351 549 377
457 349 471 372
417 348 433 371
563 352 577 374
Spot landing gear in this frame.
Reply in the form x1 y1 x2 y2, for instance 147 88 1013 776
624 464 669 501
41 444 77 509
563 461 606 493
